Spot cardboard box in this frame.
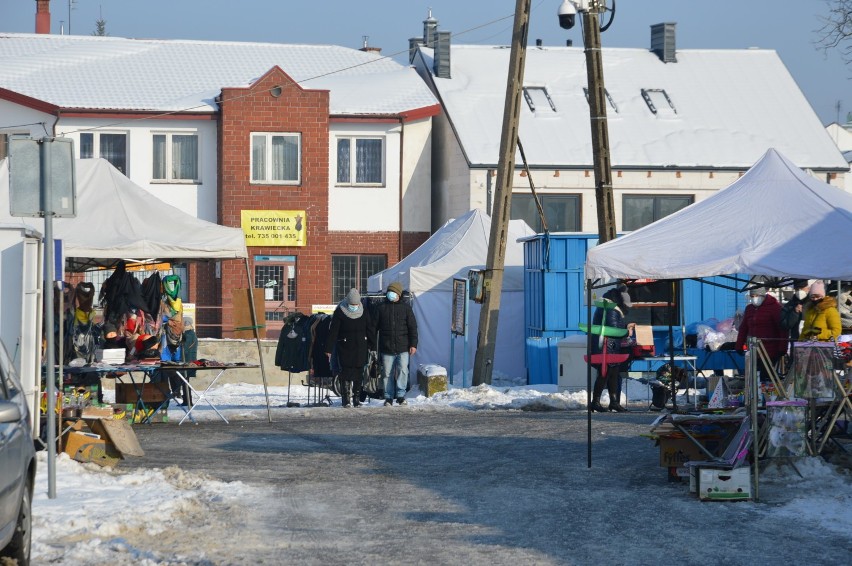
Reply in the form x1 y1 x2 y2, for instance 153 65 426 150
62 431 122 467
697 466 752 501
659 437 707 467
634 325 656 357
115 382 169 403
80 405 114 419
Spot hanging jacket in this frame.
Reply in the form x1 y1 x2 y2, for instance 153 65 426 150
274 313 311 371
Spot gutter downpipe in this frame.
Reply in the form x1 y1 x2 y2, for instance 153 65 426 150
398 117 405 261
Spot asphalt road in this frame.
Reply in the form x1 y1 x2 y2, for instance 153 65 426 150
123 407 851 565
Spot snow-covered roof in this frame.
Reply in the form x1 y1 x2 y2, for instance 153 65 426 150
419 45 847 170
0 33 437 115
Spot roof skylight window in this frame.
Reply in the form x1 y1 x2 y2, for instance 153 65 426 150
523 87 557 113
582 87 619 114
641 88 677 116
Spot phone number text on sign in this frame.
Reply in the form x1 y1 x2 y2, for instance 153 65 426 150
241 210 307 247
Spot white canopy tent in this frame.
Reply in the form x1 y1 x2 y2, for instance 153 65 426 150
0 158 272 429
0 158 247 270
368 209 535 381
586 149 852 282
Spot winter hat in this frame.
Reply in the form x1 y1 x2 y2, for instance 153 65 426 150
183 316 194 331
346 288 361 305
809 280 825 297
750 286 767 297
388 281 404 296
792 279 809 289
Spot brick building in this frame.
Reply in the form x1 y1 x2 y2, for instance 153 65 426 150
0 23 438 337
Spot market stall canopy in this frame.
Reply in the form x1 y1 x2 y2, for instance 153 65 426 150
368 208 534 293
0 158 247 271
585 149 852 282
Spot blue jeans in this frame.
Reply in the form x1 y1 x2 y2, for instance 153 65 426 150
382 352 409 399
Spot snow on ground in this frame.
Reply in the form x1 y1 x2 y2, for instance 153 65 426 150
31 376 852 564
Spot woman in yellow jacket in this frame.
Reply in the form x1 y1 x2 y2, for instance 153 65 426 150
800 280 842 341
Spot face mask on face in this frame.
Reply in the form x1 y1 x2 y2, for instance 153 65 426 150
751 296 765 307
387 291 399 302
347 304 360 313
796 290 808 300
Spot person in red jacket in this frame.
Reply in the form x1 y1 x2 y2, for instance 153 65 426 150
735 284 787 382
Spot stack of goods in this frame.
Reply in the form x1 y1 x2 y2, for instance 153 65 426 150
95 348 126 364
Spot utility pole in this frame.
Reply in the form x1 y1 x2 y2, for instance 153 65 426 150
582 3 616 243
472 0 531 386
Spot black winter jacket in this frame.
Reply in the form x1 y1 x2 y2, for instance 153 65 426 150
375 300 418 355
325 306 375 369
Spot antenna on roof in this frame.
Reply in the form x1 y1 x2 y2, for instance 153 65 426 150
363 35 369 49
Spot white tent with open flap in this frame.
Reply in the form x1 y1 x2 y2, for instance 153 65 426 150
585 148 852 282
368 209 535 382
0 158 275 428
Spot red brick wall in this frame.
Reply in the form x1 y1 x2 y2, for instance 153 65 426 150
210 66 425 337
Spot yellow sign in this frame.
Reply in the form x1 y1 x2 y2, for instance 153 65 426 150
241 210 307 247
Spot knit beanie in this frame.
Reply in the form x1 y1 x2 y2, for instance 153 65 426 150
346 288 361 305
809 280 825 297
388 281 404 296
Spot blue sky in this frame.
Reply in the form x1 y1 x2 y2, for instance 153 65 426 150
2 0 848 125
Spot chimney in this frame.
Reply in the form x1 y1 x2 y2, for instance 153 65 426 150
535 39 542 47
409 37 423 64
650 22 677 63
433 30 451 79
423 9 438 47
35 0 51 34
359 36 381 55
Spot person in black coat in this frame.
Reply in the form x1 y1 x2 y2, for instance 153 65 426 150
375 281 418 406
590 285 635 413
325 289 375 407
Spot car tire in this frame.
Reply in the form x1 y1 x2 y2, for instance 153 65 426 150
1 480 32 565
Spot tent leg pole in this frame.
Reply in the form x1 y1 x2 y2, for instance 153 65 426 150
244 258 272 423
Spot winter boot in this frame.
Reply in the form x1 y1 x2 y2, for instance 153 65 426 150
591 375 608 412
341 381 352 408
352 380 362 407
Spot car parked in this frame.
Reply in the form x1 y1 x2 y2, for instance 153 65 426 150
0 338 35 565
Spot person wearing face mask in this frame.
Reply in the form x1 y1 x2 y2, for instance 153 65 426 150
780 279 810 344
735 282 787 382
375 281 418 406
325 288 375 408
800 280 841 341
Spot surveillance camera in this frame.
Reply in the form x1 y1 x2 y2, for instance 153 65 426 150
558 0 577 30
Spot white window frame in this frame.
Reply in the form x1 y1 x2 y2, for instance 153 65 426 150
250 132 301 185
78 130 130 175
335 136 385 187
152 131 200 184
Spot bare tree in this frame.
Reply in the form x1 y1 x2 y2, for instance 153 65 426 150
817 0 852 65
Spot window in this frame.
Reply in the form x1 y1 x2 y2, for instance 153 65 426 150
79 132 128 175
251 132 300 184
583 87 619 114
255 256 297 324
336 137 384 185
641 88 677 116
153 133 199 182
523 87 557 113
331 255 386 302
511 194 580 232
622 195 693 231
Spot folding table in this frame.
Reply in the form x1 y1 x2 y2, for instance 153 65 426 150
162 363 259 425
